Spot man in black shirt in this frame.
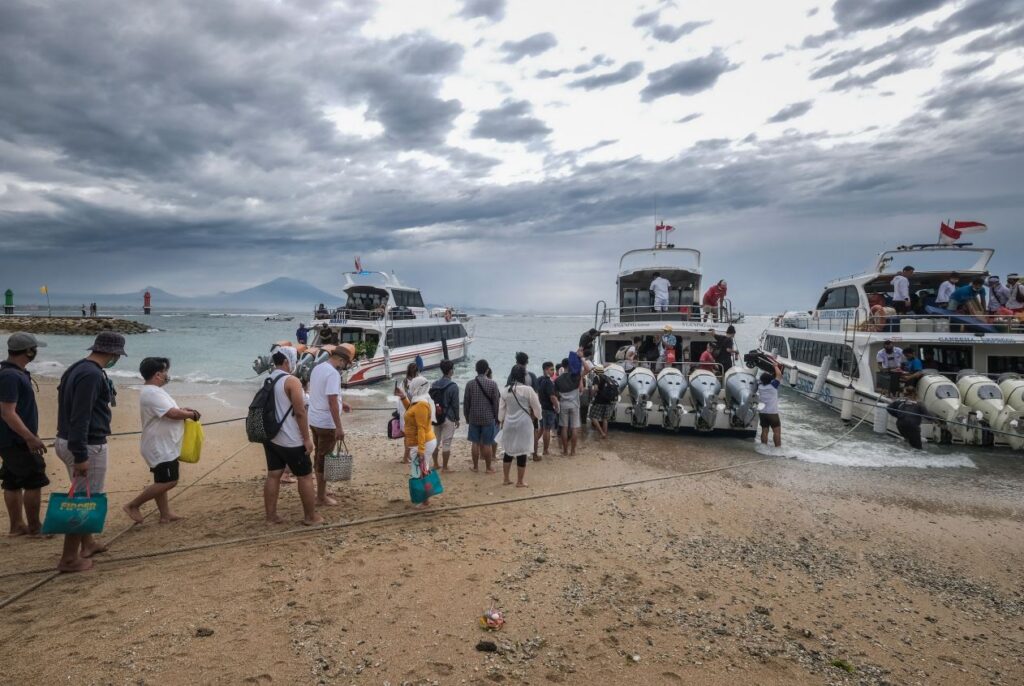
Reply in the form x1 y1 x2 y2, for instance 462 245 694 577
54 331 127 572
887 388 928 450
535 362 559 457
0 332 49 536
578 329 598 360
711 325 737 374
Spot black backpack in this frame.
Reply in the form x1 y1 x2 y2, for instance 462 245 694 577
597 376 618 403
428 385 447 426
246 374 293 443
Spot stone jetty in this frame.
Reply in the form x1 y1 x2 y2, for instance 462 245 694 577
0 316 151 335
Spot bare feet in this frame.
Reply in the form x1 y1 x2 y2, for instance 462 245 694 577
57 557 95 573
81 542 108 558
159 514 183 524
532 455 542 462
503 480 513 485
441 467 454 473
122 504 144 524
8 524 28 537
266 514 285 524
486 469 496 474
413 502 431 510
570 451 576 457
516 482 528 488
302 514 325 526
316 495 339 506
470 467 479 472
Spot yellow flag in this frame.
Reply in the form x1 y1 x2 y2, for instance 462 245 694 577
39 285 48 295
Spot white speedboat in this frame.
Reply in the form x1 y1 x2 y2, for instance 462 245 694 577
254 270 472 387
758 241 1024 449
591 238 760 434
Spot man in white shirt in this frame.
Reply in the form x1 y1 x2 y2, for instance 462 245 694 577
1007 273 1024 311
123 357 201 524
987 276 1011 313
935 272 959 309
308 344 354 506
623 337 640 373
890 265 914 313
875 340 905 396
650 272 671 312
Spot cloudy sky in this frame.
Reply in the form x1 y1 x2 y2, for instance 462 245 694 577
1 0 1023 312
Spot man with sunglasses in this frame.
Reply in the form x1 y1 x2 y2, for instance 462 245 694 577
0 332 49 536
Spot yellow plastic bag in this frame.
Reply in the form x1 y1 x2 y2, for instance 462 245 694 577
179 419 204 464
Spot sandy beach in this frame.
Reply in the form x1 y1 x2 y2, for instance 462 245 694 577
1 377 1022 685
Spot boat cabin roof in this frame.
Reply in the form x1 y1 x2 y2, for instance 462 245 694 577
618 247 701 277
825 243 993 289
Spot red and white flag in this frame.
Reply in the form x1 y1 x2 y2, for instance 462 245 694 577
655 222 675 233
938 220 987 244
354 256 362 272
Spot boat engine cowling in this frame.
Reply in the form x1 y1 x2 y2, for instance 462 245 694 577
916 373 968 443
688 369 721 431
957 371 1024 448
627 367 657 428
656 368 688 429
604 363 628 395
998 374 1024 412
724 367 758 428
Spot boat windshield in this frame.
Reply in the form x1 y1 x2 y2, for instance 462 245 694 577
619 248 700 276
875 247 991 275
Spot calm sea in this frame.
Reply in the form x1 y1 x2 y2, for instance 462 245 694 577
23 311 1004 470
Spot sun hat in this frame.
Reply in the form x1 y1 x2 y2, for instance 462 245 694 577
333 343 356 360
663 325 673 333
7 332 46 352
87 331 127 356
593 364 605 374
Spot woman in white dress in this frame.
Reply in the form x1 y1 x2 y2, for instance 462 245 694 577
498 365 542 487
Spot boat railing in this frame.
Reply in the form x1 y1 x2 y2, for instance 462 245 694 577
776 310 1024 334
597 303 733 327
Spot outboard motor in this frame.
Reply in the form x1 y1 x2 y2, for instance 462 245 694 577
604 363 628 395
724 367 758 428
999 373 1024 412
916 373 968 444
688 369 721 431
656 368 688 429
627 367 657 428
252 354 273 376
957 370 1024 448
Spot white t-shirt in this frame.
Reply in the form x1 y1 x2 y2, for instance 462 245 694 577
936 280 956 304
876 347 905 370
308 362 342 430
139 385 183 468
758 380 781 414
623 345 637 371
650 276 671 300
890 274 910 303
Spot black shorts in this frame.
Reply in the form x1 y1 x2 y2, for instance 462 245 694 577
759 413 781 429
503 453 528 467
0 444 50 491
151 459 180 484
263 442 313 477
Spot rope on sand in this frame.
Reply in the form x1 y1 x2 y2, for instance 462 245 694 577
0 457 775 598
0 440 255 609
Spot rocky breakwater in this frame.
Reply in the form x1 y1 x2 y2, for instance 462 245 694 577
0 316 151 335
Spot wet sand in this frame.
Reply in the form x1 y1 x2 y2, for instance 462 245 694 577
0 378 1022 685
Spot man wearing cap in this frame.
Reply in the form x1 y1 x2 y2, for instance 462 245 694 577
987 276 1010 314
875 340 905 396
1007 273 1024 312
0 333 49 536
307 343 354 507
54 331 126 572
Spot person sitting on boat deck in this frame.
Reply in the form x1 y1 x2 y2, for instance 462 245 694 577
875 339 905 395
901 347 925 387
757 359 783 448
315 303 328 318
948 278 987 314
1007 273 1024 312
295 322 309 345
698 343 718 374
712 325 737 374
987 275 1011 314
578 329 598 360
649 272 671 312
890 265 914 314
935 272 960 309
701 280 728 322
887 387 929 450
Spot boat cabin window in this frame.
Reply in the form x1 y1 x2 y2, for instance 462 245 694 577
392 289 425 308
916 345 972 375
763 334 789 357
816 286 859 310
344 287 388 313
788 337 859 378
386 323 466 348
987 356 1024 375
864 273 979 312
619 269 700 322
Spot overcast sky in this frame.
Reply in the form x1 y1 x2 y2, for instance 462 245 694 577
1 0 1022 312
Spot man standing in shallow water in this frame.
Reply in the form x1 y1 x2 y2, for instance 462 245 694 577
54 331 126 572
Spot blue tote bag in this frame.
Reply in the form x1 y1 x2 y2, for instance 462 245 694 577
409 469 444 504
42 479 108 535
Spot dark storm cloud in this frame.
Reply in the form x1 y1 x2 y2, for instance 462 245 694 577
807 0 1020 84
943 56 995 79
640 52 737 101
962 21 1024 52
568 62 644 90
832 0 949 31
390 33 465 75
766 101 814 123
459 0 506 22
471 100 551 142
923 79 1024 120
830 57 918 91
499 32 557 63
